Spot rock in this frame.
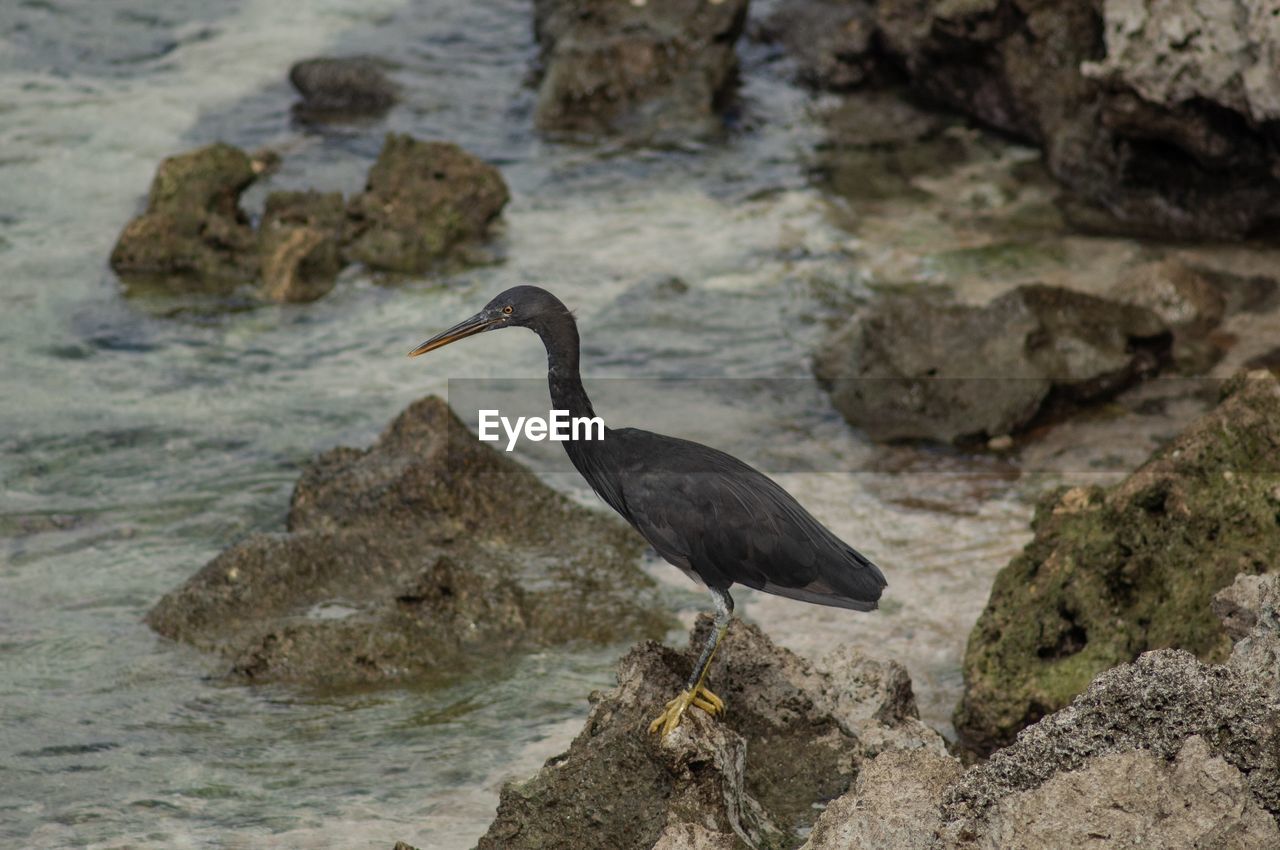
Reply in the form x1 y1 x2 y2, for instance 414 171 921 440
531 0 749 144
976 736 1280 849
813 284 1170 444
874 0 1280 239
475 618 945 850
345 135 509 274
258 191 346 303
147 397 671 686
801 748 962 850
943 650 1280 840
954 371 1280 754
1109 259 1227 372
1217 573 1280 700
761 0 880 90
1110 259 1226 338
109 143 259 291
289 57 397 120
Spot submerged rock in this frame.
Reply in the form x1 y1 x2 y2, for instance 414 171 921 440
874 0 1280 239
345 135 509 274
531 0 749 144
813 284 1170 444
109 143 259 291
289 57 398 121
955 371 1280 754
476 619 945 850
147 397 671 686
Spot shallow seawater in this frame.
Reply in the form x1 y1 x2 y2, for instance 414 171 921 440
1 1 1255 847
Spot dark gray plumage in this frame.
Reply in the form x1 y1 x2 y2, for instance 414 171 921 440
410 285 886 734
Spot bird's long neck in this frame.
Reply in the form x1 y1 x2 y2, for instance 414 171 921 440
536 309 597 425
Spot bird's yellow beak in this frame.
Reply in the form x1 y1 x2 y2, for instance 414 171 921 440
408 312 500 357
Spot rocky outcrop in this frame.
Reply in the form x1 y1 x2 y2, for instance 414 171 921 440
289 57 398 121
873 0 1280 239
955 370 1280 753
147 397 671 687
813 284 1170 444
531 0 749 144
112 135 509 300
345 135 509 274
475 619 945 850
943 650 1280 846
802 646 1280 848
109 143 260 290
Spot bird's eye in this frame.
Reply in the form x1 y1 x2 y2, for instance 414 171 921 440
502 305 513 315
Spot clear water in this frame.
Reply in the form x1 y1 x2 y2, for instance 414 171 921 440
0 1 1194 847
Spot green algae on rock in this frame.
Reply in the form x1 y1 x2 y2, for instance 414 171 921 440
344 134 509 275
955 370 1280 754
147 396 671 687
109 143 260 291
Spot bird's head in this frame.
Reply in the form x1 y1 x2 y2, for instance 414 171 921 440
408 285 571 357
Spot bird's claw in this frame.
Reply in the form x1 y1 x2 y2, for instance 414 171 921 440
647 685 726 737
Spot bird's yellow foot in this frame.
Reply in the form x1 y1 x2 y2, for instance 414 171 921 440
647 685 726 736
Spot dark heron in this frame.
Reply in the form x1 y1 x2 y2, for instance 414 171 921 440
410 286 886 735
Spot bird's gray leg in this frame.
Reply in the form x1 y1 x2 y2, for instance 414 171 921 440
685 586 733 694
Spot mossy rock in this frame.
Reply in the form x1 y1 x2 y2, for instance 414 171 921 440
955 371 1280 754
344 135 509 274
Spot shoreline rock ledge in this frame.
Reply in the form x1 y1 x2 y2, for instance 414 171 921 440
147 396 671 687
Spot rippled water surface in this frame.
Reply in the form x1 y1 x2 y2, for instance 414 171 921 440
1 1 1216 847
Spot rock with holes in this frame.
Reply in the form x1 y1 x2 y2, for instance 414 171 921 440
147 396 671 686
813 284 1171 444
802 649 1280 849
475 618 945 850
943 650 1280 846
531 0 749 144
955 370 1280 754
345 134 509 274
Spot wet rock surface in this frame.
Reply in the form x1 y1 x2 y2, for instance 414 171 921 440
109 143 259 291
813 284 1170 444
345 134 509 274
112 134 508 299
289 56 398 121
147 397 671 686
955 371 1280 753
474 618 944 850
872 0 1280 239
531 0 749 144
